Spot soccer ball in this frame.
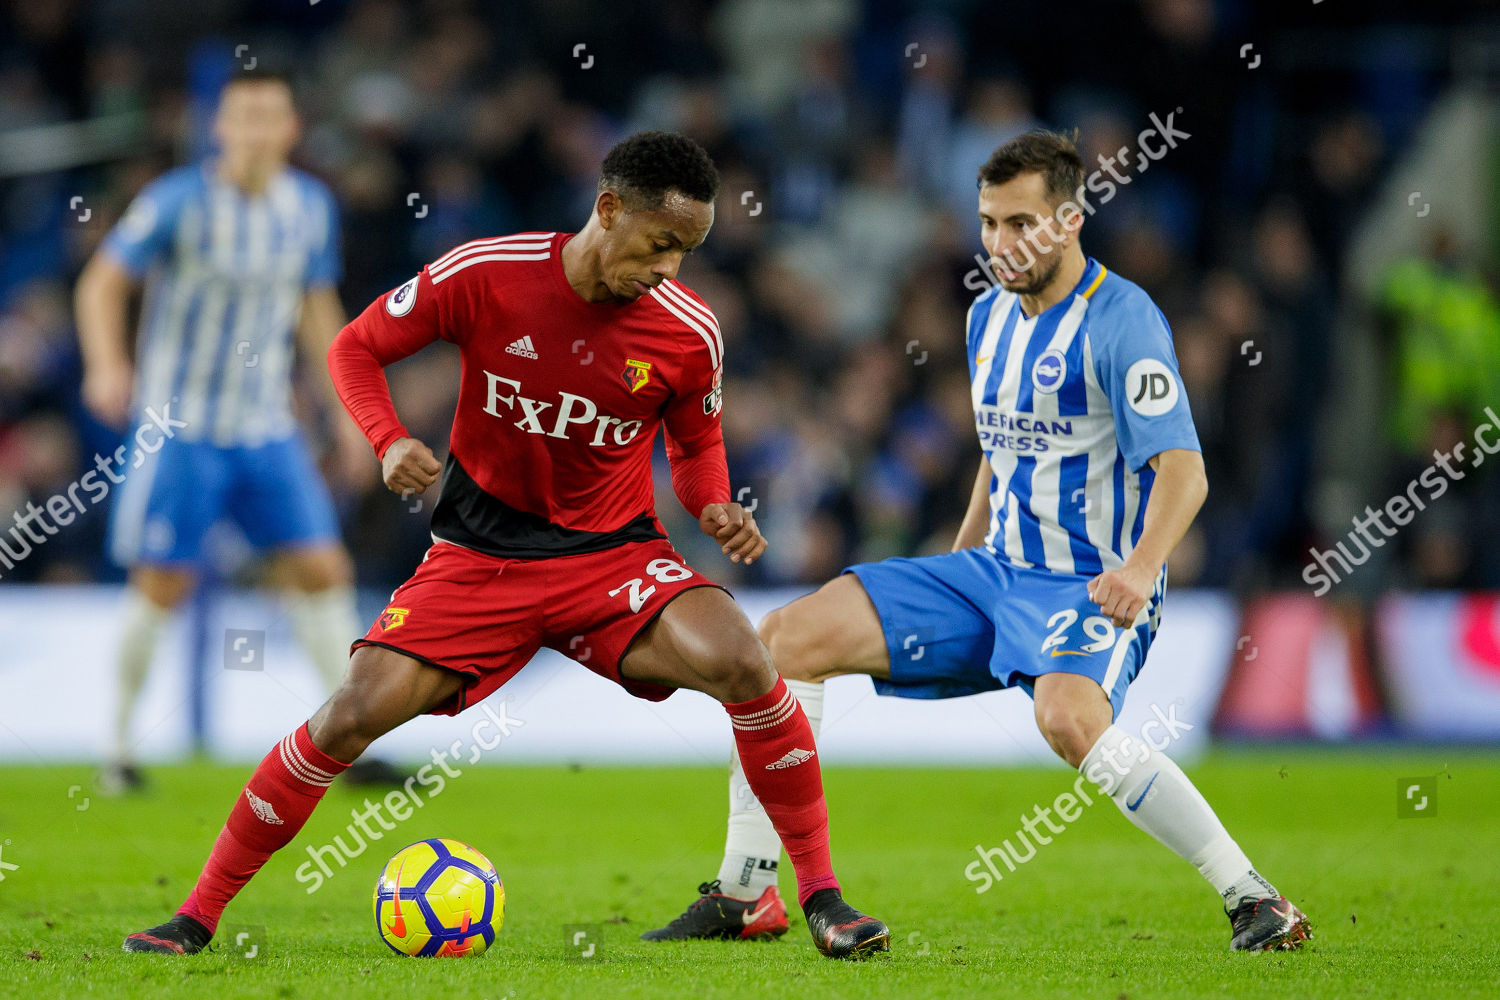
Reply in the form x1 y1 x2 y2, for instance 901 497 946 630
373 838 504 957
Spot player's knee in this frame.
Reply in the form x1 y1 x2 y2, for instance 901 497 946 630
757 605 821 682
1034 702 1106 769
310 653 400 760
700 633 777 703
757 607 791 667
284 545 353 592
131 569 195 609
309 690 373 763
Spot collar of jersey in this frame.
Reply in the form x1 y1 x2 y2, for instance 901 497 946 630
552 232 641 313
201 158 289 202
1017 256 1102 321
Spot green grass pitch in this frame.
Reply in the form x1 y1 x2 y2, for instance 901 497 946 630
1 752 1496 998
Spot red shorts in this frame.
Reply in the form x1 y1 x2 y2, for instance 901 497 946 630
353 538 723 715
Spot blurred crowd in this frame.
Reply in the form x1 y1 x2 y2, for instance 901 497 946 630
0 0 1494 593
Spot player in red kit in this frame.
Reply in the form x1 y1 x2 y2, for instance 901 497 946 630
121 132 889 959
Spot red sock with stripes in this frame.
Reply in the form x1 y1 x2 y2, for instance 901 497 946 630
723 676 840 907
176 722 348 934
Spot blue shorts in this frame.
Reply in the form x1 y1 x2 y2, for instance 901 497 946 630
846 548 1161 718
107 433 340 567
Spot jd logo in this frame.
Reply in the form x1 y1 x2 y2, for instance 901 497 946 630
1133 373 1169 402
1125 358 1178 416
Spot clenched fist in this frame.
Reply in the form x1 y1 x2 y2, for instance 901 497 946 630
698 502 767 565
382 436 441 498
82 360 134 428
1087 563 1156 628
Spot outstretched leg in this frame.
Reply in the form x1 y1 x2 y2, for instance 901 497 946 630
123 645 464 953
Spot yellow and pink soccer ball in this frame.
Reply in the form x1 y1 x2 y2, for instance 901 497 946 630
373 838 504 957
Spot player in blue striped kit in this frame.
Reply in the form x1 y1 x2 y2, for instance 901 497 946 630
74 69 383 791
649 130 1312 953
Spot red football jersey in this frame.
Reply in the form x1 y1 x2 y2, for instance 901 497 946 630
330 231 729 558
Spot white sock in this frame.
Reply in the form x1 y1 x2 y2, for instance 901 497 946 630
716 678 824 900
286 585 360 693
1080 724 1277 907
112 589 171 763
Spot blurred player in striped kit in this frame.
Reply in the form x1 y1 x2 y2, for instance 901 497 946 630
74 69 390 791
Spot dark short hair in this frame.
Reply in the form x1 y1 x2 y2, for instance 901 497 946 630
978 129 1084 206
222 66 295 98
599 131 720 209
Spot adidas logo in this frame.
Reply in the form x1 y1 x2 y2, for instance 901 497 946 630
505 335 539 359
765 748 815 770
245 788 284 825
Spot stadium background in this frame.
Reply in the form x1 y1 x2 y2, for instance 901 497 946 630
2 0 1499 764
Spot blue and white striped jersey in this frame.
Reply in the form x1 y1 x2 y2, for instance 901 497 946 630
967 257 1200 577
102 162 341 447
